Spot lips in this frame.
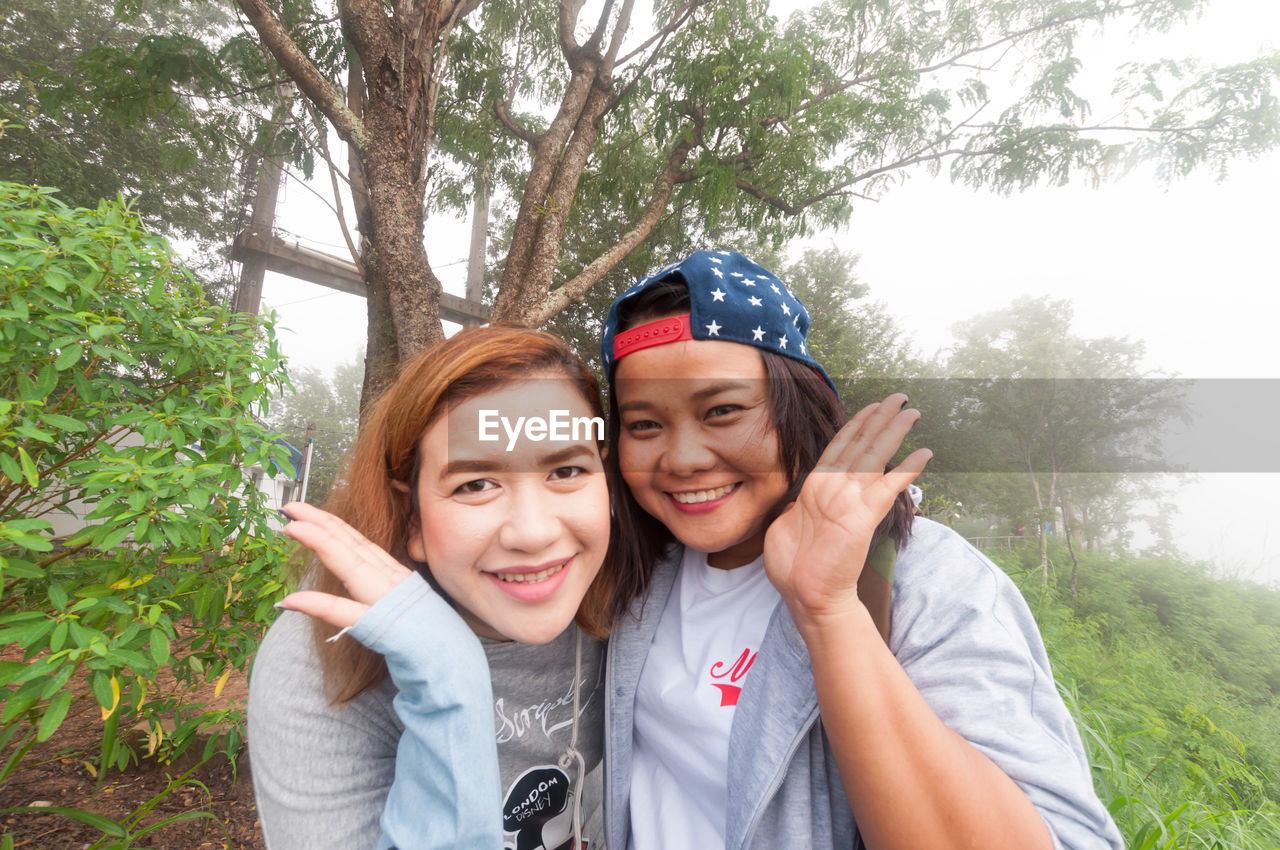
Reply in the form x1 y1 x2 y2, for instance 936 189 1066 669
484 557 573 603
665 482 740 515
669 483 737 504
491 562 566 583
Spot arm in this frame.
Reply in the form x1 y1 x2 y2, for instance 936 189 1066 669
248 610 400 850
764 396 1057 850
277 503 503 850
349 573 503 850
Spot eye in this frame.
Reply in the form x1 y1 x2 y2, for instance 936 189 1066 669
706 404 744 419
548 465 588 481
452 478 497 496
623 419 661 435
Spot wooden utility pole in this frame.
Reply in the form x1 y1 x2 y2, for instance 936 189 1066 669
462 163 490 325
232 150 285 316
230 98 490 327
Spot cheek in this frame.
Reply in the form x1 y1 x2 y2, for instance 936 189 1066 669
617 436 656 486
418 506 481 569
577 481 613 544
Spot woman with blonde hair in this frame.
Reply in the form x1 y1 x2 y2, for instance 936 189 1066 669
249 325 614 850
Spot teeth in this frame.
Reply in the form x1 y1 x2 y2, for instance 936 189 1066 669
671 484 735 504
493 563 565 583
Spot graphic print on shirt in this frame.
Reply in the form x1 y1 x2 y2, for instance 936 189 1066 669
708 647 757 707
494 667 600 744
502 765 584 850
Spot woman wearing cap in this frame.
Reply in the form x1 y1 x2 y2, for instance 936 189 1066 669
598 251 1121 849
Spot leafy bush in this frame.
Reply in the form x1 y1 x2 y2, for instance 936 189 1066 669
0 183 291 786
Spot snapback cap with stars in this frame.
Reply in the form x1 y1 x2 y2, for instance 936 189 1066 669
600 250 836 392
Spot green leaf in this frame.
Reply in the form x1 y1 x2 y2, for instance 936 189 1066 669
149 630 171 667
54 343 84 371
36 690 72 742
0 805 127 838
16 447 38 487
49 620 69 653
39 413 89 433
0 453 22 485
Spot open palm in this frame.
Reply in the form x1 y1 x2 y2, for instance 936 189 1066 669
278 501 416 629
764 395 931 623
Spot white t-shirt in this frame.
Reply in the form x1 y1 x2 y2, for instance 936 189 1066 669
628 548 780 849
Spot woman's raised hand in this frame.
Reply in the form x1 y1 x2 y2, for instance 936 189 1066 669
277 501 415 630
763 394 931 628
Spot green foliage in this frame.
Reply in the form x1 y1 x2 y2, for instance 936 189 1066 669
987 545 1280 848
0 0 250 256
0 183 291 785
922 297 1186 548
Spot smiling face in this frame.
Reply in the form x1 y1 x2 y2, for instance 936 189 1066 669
406 377 609 643
614 339 789 569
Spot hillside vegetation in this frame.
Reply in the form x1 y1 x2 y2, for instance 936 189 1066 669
990 544 1280 849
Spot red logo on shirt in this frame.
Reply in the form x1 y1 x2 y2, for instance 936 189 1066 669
708 649 757 707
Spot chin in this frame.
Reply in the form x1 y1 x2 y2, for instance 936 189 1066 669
491 613 576 645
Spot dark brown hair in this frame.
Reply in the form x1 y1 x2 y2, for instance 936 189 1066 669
310 325 614 703
604 276 913 620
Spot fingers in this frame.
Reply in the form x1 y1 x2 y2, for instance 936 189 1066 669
815 393 920 475
278 590 369 630
280 502 411 606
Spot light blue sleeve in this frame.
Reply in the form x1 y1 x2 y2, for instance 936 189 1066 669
348 572 504 850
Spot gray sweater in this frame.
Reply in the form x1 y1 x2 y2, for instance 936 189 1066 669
249 601 606 850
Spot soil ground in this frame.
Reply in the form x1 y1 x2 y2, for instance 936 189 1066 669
0 657 263 850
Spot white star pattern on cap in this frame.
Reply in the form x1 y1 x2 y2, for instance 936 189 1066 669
601 250 834 395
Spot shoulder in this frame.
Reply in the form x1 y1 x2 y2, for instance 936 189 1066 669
249 610 399 741
888 518 1047 667
892 518 1027 611
249 612 401 850
894 517 997 586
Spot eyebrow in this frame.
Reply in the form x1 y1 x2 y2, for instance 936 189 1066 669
438 444 597 477
619 380 757 413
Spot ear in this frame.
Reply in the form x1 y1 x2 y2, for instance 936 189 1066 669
406 517 427 563
389 479 410 493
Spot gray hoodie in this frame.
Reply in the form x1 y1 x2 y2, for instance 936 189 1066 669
604 518 1123 850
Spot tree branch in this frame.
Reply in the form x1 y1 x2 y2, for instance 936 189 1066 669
234 0 366 150
560 0 587 59
618 0 702 66
527 135 694 325
493 97 543 146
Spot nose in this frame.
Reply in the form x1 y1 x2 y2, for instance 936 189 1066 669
498 479 560 553
659 424 717 477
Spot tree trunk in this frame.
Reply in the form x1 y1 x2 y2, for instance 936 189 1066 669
1061 495 1080 602
339 0 451 405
